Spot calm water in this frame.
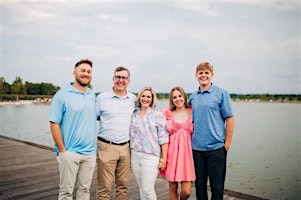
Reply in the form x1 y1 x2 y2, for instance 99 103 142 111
0 101 300 199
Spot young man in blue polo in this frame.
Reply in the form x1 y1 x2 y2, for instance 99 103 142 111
189 62 234 200
49 59 96 200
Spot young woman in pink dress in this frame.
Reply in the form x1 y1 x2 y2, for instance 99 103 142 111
160 86 195 200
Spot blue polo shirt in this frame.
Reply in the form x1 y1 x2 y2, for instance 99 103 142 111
96 89 136 143
189 84 234 151
49 82 97 155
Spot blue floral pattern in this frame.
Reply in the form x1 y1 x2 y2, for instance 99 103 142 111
130 108 169 157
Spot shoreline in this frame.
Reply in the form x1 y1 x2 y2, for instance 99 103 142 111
0 100 34 106
0 100 299 106
0 100 50 106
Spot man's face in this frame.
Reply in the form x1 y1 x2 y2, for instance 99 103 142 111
113 70 130 92
73 63 92 87
195 69 213 87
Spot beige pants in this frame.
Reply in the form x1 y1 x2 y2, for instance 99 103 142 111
96 140 130 200
57 151 96 200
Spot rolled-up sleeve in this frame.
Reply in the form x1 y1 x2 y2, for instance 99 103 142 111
156 111 169 145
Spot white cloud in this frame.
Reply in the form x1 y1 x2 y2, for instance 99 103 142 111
1 0 300 94
218 0 300 9
172 0 219 16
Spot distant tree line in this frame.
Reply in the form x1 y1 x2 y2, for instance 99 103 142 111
1 76 300 103
139 92 301 103
229 93 301 103
0 76 60 101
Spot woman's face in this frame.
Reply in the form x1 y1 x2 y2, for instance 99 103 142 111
139 90 152 109
172 89 185 109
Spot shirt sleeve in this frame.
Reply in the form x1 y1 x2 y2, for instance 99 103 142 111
221 90 234 118
95 94 102 118
156 110 169 145
49 91 64 124
129 113 135 141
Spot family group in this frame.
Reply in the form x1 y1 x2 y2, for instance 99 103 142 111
49 59 234 200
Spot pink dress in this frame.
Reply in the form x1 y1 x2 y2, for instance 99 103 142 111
160 107 196 182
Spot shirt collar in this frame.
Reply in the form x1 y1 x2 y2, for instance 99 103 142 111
110 88 130 99
197 83 215 94
67 82 91 94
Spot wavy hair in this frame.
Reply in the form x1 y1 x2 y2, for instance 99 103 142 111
136 86 157 109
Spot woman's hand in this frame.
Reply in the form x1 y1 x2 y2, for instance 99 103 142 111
159 158 167 170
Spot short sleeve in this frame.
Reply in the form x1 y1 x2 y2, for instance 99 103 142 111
49 91 64 124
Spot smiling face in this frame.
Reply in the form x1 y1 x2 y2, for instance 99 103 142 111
113 69 130 94
195 62 214 91
196 69 214 90
73 63 92 87
139 89 153 109
171 89 185 109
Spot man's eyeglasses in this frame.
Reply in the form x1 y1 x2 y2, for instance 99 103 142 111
114 76 129 80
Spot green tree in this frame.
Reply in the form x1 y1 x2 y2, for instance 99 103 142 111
25 81 60 95
0 77 10 94
0 77 10 101
40 82 59 95
11 76 26 101
25 82 41 95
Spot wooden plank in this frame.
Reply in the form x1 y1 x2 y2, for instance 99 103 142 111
0 135 266 200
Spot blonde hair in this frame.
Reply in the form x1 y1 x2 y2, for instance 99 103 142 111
195 62 214 74
136 87 157 109
169 86 188 111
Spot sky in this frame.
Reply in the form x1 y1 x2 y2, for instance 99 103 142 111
1 0 300 94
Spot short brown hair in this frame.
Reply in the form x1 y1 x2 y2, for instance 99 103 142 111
75 59 93 68
196 62 213 74
114 66 131 77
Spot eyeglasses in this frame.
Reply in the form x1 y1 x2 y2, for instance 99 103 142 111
114 75 129 80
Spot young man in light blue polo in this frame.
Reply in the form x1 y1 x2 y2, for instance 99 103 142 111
49 59 97 200
189 62 234 200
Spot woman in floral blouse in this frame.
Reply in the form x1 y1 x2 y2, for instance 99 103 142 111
129 86 169 200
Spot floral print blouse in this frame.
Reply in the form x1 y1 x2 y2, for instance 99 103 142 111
129 108 169 157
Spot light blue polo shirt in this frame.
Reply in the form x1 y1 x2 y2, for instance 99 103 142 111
49 82 97 155
189 84 234 151
96 89 136 143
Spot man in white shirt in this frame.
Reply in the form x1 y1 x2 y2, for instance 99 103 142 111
96 66 136 200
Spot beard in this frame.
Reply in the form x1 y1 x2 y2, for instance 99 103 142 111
76 77 91 87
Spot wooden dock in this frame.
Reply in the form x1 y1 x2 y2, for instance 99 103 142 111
0 135 265 200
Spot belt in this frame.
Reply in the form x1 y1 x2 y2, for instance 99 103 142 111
98 137 128 146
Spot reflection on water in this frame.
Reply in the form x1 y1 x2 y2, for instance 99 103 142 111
226 102 301 199
0 101 300 199
0 104 54 147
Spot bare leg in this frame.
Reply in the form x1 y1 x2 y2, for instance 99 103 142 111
169 181 179 200
179 181 192 200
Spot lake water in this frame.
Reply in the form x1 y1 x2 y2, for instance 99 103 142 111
0 101 300 199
